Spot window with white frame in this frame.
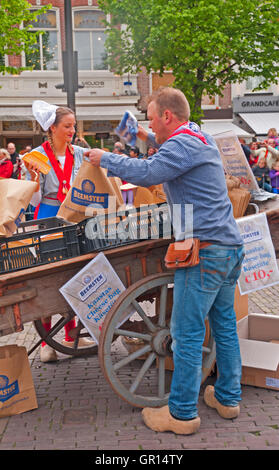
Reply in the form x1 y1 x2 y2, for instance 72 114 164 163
245 76 264 91
25 9 59 71
73 9 108 71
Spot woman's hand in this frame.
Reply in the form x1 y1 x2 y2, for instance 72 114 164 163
23 160 41 190
84 148 105 167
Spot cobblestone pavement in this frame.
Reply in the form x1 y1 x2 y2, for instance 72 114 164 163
0 286 279 451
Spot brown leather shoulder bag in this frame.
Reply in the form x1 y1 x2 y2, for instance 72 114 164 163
164 239 210 269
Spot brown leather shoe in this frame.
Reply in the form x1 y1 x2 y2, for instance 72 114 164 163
142 405 200 434
204 385 240 419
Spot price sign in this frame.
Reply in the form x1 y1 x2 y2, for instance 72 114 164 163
236 212 279 295
214 130 258 191
59 252 133 343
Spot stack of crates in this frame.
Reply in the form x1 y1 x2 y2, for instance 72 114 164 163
0 217 80 274
78 203 172 255
0 204 172 273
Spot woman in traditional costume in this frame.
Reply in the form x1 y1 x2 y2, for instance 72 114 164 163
25 100 93 362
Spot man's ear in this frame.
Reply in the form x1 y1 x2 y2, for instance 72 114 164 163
164 109 172 124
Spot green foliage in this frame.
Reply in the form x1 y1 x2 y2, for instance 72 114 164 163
0 0 51 75
99 0 279 122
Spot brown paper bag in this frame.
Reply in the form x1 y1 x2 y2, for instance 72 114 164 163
0 345 38 418
0 178 38 237
57 160 122 223
101 168 124 207
228 188 251 218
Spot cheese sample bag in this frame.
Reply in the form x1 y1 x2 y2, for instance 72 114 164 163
57 160 121 223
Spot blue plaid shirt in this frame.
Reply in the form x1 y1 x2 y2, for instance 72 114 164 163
101 129 242 245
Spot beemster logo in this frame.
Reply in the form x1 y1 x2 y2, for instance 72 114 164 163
79 272 107 301
71 179 109 208
0 375 19 403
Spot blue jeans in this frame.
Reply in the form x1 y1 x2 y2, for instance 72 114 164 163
169 244 245 420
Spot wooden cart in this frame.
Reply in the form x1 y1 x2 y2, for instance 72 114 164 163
0 236 230 408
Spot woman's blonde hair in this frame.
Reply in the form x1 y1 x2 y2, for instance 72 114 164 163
47 106 75 156
272 159 279 169
0 148 11 160
268 128 278 137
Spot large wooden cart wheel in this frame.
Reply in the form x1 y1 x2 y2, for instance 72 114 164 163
98 273 216 408
33 313 98 357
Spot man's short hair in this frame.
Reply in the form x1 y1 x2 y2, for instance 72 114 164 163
148 87 190 121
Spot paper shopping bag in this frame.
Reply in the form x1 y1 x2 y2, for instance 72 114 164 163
0 345 38 418
0 178 38 237
57 160 121 223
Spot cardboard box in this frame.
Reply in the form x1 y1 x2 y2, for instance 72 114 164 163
237 313 279 390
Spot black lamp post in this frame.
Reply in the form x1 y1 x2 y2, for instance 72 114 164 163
63 0 76 112
55 1 83 112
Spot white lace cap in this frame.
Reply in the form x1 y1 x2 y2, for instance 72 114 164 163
32 100 58 131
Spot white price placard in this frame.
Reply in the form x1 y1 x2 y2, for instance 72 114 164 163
60 252 132 343
214 130 258 190
237 212 279 295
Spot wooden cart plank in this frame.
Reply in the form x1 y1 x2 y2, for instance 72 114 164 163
0 241 169 335
0 239 169 287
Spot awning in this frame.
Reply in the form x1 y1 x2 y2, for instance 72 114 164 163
76 105 145 121
201 120 252 137
238 112 279 135
0 107 33 121
0 105 145 121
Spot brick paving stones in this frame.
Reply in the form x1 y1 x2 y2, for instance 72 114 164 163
0 286 279 451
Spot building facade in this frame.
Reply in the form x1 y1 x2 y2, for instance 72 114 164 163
1 0 279 151
0 0 145 150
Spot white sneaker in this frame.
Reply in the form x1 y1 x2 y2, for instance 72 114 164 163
40 344 58 363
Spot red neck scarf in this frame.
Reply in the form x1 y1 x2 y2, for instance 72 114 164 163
42 141 74 203
168 121 208 145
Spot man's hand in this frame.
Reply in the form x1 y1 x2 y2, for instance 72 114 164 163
137 124 149 142
84 148 105 167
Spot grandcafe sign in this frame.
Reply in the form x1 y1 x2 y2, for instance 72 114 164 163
233 95 279 113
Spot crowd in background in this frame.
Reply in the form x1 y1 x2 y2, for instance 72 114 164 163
2 126 278 196
239 127 279 193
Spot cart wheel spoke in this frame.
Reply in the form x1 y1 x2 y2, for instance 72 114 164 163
47 315 71 338
33 314 98 357
99 273 216 408
129 352 156 394
158 356 166 399
114 328 152 342
114 344 152 371
158 284 168 327
131 300 157 332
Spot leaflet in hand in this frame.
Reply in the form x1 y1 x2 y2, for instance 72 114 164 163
115 111 138 146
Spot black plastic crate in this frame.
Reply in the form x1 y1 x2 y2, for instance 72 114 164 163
78 203 172 255
0 217 80 274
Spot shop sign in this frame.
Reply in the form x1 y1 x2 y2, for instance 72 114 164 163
233 95 279 113
3 121 33 132
81 80 105 88
84 121 114 132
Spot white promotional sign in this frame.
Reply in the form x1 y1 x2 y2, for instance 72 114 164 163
60 252 132 343
237 213 279 295
214 130 259 190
